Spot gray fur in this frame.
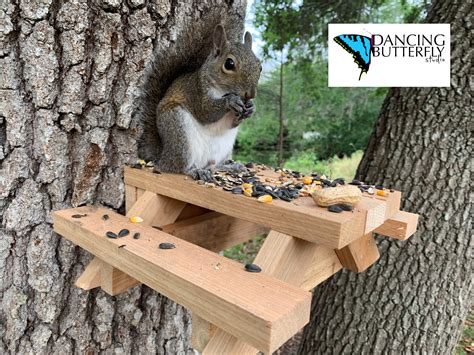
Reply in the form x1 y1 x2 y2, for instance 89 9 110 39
137 14 261 175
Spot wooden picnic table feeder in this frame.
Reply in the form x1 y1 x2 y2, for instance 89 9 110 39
53 166 419 354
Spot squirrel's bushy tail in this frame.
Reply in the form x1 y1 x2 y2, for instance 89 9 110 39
136 5 245 161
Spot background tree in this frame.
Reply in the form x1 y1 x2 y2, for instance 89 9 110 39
298 0 472 353
0 0 246 353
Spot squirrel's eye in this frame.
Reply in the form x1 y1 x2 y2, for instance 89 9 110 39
224 58 235 71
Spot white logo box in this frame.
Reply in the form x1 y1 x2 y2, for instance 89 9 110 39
328 24 450 87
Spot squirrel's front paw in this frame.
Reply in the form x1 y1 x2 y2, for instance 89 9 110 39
242 100 255 118
223 93 245 116
231 100 255 127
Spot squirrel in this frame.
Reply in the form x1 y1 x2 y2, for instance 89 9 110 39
137 21 261 181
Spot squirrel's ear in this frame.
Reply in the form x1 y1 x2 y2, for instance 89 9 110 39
244 31 253 49
213 25 227 56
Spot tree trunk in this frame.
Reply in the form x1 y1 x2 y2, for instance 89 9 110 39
0 1 246 353
299 1 472 354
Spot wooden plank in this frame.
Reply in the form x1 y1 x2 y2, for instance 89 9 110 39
176 204 210 221
53 206 311 354
357 198 387 235
192 314 218 352
100 262 141 295
127 190 186 227
335 233 380 273
78 191 186 295
163 212 268 252
203 331 258 355
203 231 343 355
124 167 369 248
124 185 137 214
374 211 419 240
75 257 103 290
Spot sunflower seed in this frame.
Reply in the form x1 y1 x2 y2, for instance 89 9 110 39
244 263 262 273
338 204 353 211
159 242 175 250
118 229 130 238
102 214 109 221
232 187 243 194
72 214 87 218
328 205 343 213
106 231 118 239
133 232 140 239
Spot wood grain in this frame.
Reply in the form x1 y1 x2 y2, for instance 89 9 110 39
163 212 268 252
75 257 103 290
53 206 311 353
124 167 372 248
335 233 380 273
203 231 344 355
374 211 419 240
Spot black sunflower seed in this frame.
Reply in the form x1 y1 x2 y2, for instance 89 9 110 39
130 163 142 169
245 162 254 168
118 229 130 238
106 231 118 239
338 204 353 211
72 214 87 218
375 184 384 190
244 263 262 273
159 242 175 250
350 179 362 186
102 214 109 221
133 232 140 239
232 187 243 194
328 205 343 213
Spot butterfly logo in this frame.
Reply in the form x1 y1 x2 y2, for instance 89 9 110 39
334 34 374 80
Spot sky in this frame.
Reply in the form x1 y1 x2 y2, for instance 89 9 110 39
245 0 278 74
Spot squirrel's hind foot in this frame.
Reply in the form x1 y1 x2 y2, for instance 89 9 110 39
188 167 215 183
215 161 248 174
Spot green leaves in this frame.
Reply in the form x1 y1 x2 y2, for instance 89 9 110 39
235 61 387 165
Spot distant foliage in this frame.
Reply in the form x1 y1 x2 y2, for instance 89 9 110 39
234 0 427 167
234 61 387 165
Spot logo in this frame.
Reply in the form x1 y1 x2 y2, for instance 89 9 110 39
333 34 373 80
328 24 450 87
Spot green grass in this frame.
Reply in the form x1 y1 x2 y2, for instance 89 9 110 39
456 305 474 354
223 236 265 264
284 150 363 181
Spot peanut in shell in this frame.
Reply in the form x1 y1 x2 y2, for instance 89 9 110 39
311 185 362 207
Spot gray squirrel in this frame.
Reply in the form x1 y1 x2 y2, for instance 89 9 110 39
137 22 261 181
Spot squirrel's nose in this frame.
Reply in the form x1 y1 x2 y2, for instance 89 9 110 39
245 89 257 100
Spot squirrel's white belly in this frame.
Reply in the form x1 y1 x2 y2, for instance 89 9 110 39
181 109 238 169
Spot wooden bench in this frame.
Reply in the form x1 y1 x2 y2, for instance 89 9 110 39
53 166 419 354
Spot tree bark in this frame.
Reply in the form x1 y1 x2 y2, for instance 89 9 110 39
299 0 472 354
0 0 246 353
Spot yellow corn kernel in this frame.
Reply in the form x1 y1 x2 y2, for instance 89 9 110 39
139 159 146 166
258 195 273 203
242 183 253 189
303 176 313 185
376 189 389 197
244 189 253 197
130 216 144 223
